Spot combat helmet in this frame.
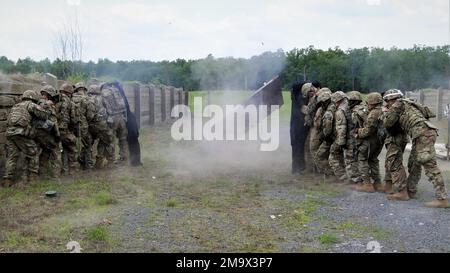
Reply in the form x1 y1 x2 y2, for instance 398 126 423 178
317 90 332 103
22 90 40 102
366 92 383 105
40 85 58 98
60 83 74 94
331 91 348 103
383 89 403 101
88 85 101 95
301 83 313 98
74 82 88 93
347 91 363 102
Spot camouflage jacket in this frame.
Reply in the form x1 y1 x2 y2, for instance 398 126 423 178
357 105 382 139
334 103 348 146
321 103 336 142
6 100 48 137
72 93 96 130
89 94 109 125
313 107 325 130
305 95 319 127
382 99 435 140
102 87 127 119
55 94 72 131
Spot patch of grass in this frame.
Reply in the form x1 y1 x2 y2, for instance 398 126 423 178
319 233 341 245
164 197 182 208
86 226 111 243
94 192 118 206
335 221 393 241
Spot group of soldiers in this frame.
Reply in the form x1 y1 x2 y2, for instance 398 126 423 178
296 83 449 209
1 81 130 188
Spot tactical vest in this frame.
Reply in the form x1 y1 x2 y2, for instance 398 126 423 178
7 101 32 128
90 94 108 123
72 94 88 128
399 100 427 138
103 87 127 116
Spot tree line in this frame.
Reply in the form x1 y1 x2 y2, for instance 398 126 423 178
1 45 449 92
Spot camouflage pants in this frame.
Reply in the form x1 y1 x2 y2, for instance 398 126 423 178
314 141 333 175
309 128 322 173
112 115 129 162
35 130 61 177
60 131 79 174
304 129 314 172
358 138 383 185
345 141 360 183
329 143 348 182
90 123 115 167
79 128 93 170
384 135 407 191
4 135 39 179
406 130 447 200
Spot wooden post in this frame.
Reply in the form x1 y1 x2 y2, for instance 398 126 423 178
437 88 443 121
133 83 141 129
184 91 189 107
419 90 425 105
149 85 155 126
170 87 175 119
161 86 166 122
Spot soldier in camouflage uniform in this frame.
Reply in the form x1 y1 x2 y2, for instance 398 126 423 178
101 83 129 163
2 90 49 187
35 86 61 178
303 83 320 173
309 88 331 173
88 85 115 169
56 83 79 175
382 89 448 208
329 91 350 183
354 92 385 192
73 83 95 170
314 90 334 176
346 91 366 185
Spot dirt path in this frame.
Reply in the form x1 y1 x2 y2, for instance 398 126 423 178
0 125 449 253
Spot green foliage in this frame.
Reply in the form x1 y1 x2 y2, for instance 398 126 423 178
1 45 449 92
94 192 118 206
86 226 110 242
282 45 450 92
318 233 341 245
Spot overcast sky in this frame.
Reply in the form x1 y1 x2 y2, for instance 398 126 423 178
0 0 449 62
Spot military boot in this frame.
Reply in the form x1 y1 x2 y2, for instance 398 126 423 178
355 183 375 193
424 199 449 208
384 181 394 194
373 183 386 193
387 189 410 201
408 191 417 199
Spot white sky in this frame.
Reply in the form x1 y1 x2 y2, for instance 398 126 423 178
0 0 449 61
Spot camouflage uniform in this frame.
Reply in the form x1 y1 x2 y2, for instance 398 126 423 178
346 92 366 184
308 88 330 173
355 95 384 186
101 84 128 162
72 84 96 170
88 85 115 168
383 132 408 191
383 96 447 200
55 84 79 175
3 91 49 184
315 100 335 176
329 92 349 182
35 87 61 178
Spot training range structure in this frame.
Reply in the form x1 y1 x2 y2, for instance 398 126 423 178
0 73 186 176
